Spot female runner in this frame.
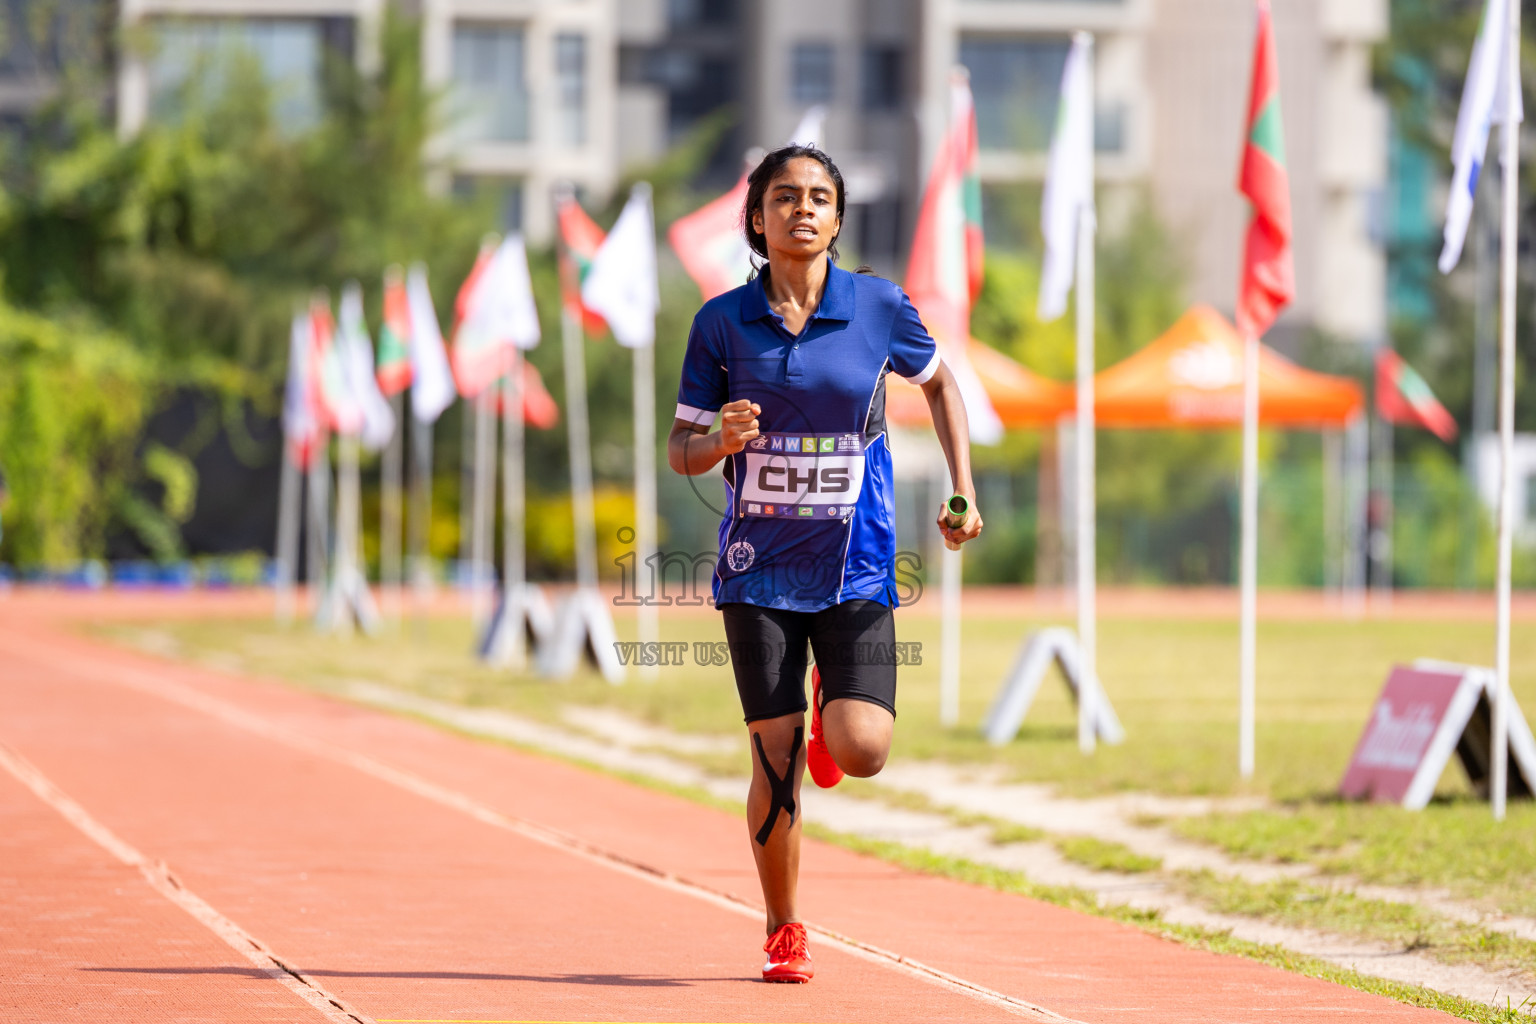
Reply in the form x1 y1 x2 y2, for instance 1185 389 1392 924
667 144 982 983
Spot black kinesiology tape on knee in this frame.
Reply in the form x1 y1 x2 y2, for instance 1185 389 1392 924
753 727 802 847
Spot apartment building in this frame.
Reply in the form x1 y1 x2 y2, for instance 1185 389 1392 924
116 0 618 242
0 0 112 128
98 0 1389 340
620 0 1388 342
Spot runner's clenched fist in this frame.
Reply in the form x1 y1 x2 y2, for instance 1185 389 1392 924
719 398 761 454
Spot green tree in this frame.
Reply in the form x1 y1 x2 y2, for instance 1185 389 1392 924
0 303 177 567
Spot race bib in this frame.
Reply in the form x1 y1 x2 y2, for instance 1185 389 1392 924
737 432 865 520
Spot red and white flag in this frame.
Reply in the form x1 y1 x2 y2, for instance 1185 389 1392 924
904 69 1002 443
452 235 543 398
1236 0 1294 339
669 173 751 302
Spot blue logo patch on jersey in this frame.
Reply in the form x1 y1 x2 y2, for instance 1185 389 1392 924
770 436 784 451
726 541 755 571
784 437 800 452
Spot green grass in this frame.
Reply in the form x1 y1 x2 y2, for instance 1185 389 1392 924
987 820 1046 845
1174 870 1536 980
102 608 1536 803
1054 835 1164 873
1173 802 1536 918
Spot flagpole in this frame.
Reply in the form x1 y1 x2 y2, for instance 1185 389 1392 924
1239 330 1259 778
633 341 659 680
1073 205 1096 751
459 398 475 602
306 431 331 623
1059 416 1076 607
563 308 600 594
471 390 496 630
275 445 301 623
1492 0 1520 822
1379 413 1394 611
409 413 434 617
331 430 362 635
1322 428 1341 601
1073 32 1098 754
498 352 527 669
380 391 405 625
939 515 961 726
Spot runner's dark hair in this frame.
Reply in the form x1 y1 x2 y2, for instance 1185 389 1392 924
743 145 847 278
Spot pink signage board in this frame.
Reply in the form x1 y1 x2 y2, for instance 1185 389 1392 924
1339 666 1477 806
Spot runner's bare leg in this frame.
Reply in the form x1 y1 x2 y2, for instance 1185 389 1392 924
822 699 893 777
748 711 806 934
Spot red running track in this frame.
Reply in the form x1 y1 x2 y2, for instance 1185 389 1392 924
0 591 1456 1024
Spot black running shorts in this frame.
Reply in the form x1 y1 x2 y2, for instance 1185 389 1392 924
719 599 898 724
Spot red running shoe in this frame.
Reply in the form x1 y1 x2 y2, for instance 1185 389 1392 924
807 666 844 789
762 921 813 983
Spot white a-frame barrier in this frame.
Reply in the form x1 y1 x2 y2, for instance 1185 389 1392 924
982 627 1124 747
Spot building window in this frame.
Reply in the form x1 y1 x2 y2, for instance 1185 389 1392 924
451 23 529 144
453 175 524 233
791 43 834 105
149 18 336 132
861 45 902 113
1094 101 1126 154
668 0 737 29
555 33 586 146
960 35 1069 153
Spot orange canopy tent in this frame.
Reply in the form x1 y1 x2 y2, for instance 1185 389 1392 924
1093 305 1363 428
887 338 1074 428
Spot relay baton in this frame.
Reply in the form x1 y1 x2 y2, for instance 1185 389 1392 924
940 494 969 551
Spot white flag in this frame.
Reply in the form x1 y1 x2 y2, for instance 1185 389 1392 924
461 235 542 352
407 264 457 424
790 105 827 149
582 184 660 349
337 282 396 452
282 310 316 458
1439 0 1523 274
1038 34 1096 321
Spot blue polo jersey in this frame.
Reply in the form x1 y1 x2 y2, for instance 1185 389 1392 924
675 259 941 612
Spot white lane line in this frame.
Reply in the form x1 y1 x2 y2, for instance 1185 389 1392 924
2 635 1080 1023
0 740 373 1024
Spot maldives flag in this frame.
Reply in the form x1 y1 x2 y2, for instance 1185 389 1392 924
1377 349 1458 442
669 170 752 301
283 310 319 469
376 267 412 397
556 192 609 335
907 72 984 347
1235 0 1294 340
450 241 498 398
489 362 561 430
310 297 362 435
903 68 1001 443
